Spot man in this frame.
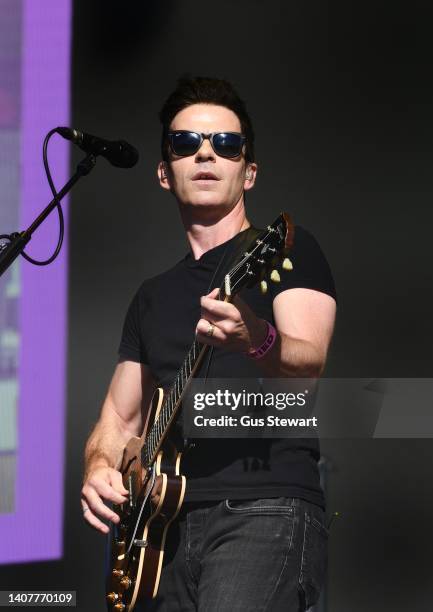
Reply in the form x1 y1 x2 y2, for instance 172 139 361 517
81 76 337 611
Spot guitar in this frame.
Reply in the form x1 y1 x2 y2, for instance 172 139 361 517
105 212 294 611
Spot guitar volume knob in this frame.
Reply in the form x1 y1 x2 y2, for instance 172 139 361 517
106 592 119 603
120 576 132 589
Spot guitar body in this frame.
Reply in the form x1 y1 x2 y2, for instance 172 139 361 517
106 387 186 612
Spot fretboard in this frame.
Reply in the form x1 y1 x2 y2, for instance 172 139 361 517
141 336 209 466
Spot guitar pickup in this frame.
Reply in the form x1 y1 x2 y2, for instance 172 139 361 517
134 539 148 548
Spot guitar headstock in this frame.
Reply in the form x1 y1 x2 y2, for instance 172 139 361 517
221 212 295 299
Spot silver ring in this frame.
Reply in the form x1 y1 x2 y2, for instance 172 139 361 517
82 506 89 514
206 323 215 338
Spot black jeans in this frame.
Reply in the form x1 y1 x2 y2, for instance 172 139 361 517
136 497 328 612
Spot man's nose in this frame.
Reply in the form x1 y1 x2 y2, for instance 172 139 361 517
195 137 215 161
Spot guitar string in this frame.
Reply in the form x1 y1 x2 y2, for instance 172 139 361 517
146 257 274 458
144 230 244 460
224 223 282 279
144 223 283 460
124 223 288 554
144 221 285 460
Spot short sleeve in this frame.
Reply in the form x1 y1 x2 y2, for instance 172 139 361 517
269 225 337 302
118 289 148 363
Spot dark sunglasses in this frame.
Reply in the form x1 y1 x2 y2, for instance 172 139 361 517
167 131 246 158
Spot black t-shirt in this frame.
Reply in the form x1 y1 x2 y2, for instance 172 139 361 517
118 225 337 509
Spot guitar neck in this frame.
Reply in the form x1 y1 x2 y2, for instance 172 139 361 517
142 337 210 465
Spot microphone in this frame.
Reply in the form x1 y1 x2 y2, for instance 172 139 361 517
56 127 139 168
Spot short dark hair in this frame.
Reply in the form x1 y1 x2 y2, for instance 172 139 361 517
159 75 255 163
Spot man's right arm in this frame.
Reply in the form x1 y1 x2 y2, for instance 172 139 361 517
81 360 156 534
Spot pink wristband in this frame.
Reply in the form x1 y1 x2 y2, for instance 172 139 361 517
246 321 277 360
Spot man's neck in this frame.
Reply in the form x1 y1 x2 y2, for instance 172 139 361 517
181 201 250 261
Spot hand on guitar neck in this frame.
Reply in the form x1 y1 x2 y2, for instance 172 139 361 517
196 287 268 353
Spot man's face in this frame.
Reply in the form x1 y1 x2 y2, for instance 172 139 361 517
158 104 257 214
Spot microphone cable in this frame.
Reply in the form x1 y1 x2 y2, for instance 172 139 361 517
20 128 65 266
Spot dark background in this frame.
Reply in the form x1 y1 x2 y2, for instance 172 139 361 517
2 1 433 610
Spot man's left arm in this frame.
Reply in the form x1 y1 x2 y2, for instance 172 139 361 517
255 287 336 377
197 287 336 377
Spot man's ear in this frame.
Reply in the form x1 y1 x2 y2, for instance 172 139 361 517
244 162 258 190
157 161 171 191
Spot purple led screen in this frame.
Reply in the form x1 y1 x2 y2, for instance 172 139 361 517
0 0 71 563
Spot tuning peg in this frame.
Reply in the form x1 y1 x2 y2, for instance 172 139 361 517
260 280 268 294
282 257 293 271
270 270 280 283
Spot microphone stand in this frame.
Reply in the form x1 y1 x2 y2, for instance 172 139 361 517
0 153 96 278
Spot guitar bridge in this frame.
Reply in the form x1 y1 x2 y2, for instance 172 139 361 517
133 539 148 548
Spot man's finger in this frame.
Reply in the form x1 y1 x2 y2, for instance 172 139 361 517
204 288 220 299
200 295 234 317
196 319 226 343
108 469 129 497
199 307 226 324
82 506 110 534
85 488 122 524
87 477 128 505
